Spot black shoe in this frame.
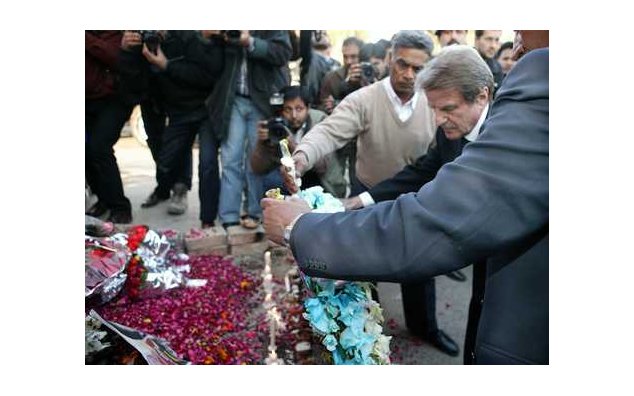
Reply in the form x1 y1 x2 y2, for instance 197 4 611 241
428 330 460 357
141 190 169 208
222 222 240 229
446 270 467 282
86 201 108 217
108 211 132 224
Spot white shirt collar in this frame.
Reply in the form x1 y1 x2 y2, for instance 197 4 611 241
382 78 418 122
464 103 489 142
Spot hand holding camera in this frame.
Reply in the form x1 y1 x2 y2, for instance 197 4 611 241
121 31 143 51
257 120 270 142
223 30 250 47
346 63 363 84
360 62 377 85
142 43 168 70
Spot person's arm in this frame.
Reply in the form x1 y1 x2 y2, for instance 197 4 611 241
288 49 549 283
318 71 338 114
294 91 365 172
246 30 292 67
250 121 280 175
368 136 442 202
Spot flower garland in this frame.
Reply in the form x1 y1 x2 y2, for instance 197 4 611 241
124 226 149 300
296 187 392 364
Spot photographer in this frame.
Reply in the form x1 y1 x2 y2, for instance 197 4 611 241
120 30 224 224
205 30 292 229
250 86 343 195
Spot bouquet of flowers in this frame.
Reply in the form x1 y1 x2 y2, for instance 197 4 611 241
295 186 392 364
85 224 194 305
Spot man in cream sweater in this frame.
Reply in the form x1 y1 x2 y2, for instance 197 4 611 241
287 31 461 357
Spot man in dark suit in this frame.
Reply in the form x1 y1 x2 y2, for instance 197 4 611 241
341 45 494 360
262 32 549 364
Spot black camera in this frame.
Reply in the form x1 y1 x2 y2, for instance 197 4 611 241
267 117 291 145
360 62 376 82
138 30 162 55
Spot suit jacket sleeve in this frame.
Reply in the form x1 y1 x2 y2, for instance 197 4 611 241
290 48 549 283
368 133 442 202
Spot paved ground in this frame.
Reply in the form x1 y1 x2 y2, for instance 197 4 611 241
105 136 472 364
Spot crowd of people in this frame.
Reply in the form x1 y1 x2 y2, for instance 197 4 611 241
85 30 547 364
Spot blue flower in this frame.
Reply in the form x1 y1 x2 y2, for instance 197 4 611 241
338 301 366 330
303 297 330 334
322 334 338 351
344 282 367 301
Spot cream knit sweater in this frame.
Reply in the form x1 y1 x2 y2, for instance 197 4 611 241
296 80 436 188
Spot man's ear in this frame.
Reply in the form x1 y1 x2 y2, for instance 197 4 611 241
479 86 490 104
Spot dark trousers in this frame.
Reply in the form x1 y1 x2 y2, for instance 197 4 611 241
85 96 133 213
338 139 357 191
198 118 221 224
154 113 200 198
140 102 192 190
351 176 439 337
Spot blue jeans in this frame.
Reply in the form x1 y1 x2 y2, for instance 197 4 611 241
218 96 264 224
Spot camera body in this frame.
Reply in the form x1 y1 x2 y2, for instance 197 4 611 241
267 117 290 145
360 62 376 83
138 30 162 54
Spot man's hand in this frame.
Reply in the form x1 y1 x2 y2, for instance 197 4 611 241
281 152 308 194
257 120 269 142
121 31 142 51
341 196 363 211
224 30 251 47
346 63 362 85
261 197 312 245
323 95 336 114
142 44 168 70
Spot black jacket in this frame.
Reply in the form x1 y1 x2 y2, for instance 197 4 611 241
206 31 292 141
119 30 224 116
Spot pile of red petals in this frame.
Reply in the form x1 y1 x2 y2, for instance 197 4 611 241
98 254 265 364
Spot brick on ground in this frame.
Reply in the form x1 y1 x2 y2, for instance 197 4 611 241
185 226 227 256
226 225 264 245
229 239 271 257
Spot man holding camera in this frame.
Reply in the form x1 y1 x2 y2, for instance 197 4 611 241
250 86 340 195
120 31 224 225
205 30 292 229
317 36 369 197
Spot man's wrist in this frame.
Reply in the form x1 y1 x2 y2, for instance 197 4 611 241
283 213 304 246
358 192 375 207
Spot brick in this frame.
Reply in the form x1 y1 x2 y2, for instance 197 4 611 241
185 227 227 253
188 244 229 257
226 225 264 246
229 240 270 257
